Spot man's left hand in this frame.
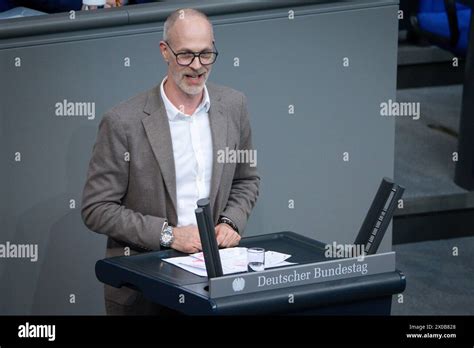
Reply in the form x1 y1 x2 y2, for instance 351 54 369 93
215 223 241 248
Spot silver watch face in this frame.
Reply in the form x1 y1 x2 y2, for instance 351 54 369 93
161 227 173 246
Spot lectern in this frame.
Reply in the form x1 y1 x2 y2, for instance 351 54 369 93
95 178 406 315
96 232 405 315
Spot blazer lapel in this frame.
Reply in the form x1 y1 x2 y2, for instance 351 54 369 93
141 86 178 215
208 95 228 212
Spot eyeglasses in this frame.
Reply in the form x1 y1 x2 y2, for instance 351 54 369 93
164 41 218 66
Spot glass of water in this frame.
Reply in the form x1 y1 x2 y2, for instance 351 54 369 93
247 247 265 272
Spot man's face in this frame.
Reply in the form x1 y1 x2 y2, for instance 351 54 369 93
163 16 214 96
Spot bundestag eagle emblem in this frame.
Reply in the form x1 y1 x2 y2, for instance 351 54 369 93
232 277 245 292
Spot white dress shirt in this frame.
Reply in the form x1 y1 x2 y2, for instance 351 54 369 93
159 77 213 227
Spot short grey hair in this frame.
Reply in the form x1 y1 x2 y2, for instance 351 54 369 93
163 8 213 44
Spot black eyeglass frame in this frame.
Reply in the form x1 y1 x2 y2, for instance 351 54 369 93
164 41 219 66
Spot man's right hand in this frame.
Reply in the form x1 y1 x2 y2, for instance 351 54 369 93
170 225 202 254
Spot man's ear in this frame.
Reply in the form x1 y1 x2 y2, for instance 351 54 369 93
159 41 169 63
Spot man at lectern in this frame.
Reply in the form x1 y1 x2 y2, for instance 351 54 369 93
81 8 260 315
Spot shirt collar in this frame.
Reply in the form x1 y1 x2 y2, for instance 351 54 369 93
159 76 210 121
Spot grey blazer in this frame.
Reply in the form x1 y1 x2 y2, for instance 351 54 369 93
81 82 260 306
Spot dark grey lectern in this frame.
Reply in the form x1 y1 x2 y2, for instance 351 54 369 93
95 179 406 315
95 232 405 315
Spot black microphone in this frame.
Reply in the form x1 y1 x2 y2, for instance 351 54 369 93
195 198 223 277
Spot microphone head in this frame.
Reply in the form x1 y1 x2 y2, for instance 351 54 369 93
197 198 210 208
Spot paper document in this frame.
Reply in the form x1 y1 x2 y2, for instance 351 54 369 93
163 247 295 277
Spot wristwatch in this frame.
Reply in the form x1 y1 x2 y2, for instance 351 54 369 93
160 221 174 248
218 216 239 233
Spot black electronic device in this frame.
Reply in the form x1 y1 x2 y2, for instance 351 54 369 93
354 177 405 255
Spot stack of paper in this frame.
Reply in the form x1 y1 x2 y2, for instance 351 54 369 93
163 247 295 277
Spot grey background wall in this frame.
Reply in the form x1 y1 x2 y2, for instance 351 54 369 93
0 0 399 314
